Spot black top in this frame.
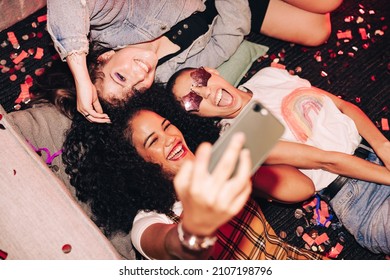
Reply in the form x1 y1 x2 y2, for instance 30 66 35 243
158 0 217 65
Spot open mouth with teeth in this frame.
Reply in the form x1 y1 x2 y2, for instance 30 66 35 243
167 142 187 161
215 88 234 107
134 59 150 73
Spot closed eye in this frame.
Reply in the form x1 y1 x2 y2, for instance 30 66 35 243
163 122 171 131
115 72 126 82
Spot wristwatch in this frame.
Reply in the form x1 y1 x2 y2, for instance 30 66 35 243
177 222 217 251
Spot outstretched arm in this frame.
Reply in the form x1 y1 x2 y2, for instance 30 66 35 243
140 133 252 259
252 165 315 203
314 87 390 170
266 141 390 185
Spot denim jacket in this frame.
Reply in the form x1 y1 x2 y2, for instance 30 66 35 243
47 0 251 83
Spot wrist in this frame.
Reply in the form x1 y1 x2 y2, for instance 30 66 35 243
177 222 217 251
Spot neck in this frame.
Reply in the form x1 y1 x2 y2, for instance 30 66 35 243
229 87 253 118
148 36 180 59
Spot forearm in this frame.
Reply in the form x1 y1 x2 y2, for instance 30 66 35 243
141 223 212 260
267 141 390 185
66 52 90 84
321 151 390 185
252 165 315 203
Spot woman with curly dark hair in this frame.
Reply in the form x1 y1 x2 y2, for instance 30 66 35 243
62 86 323 260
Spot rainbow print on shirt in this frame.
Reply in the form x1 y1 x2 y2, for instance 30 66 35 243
281 87 324 143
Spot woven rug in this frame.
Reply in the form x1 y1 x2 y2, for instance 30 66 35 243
0 0 388 259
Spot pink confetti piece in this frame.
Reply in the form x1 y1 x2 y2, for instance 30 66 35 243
337 30 352 40
9 74 17 81
381 118 389 131
302 233 315 246
328 243 344 258
12 50 28 64
7 31 19 47
14 83 31 103
314 233 329 245
34 47 44 59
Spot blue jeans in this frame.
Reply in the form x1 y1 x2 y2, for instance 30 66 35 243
329 150 390 255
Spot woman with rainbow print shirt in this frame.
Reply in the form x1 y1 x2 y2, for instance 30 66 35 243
167 65 390 255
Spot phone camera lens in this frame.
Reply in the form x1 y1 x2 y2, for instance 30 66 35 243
253 103 261 112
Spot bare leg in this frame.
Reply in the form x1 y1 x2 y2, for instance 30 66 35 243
282 0 343 14
260 0 338 46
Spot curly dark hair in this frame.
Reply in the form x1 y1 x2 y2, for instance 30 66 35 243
63 84 220 237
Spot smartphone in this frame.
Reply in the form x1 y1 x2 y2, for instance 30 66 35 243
208 100 285 175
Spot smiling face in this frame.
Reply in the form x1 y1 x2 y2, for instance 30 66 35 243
171 67 250 118
95 45 158 103
129 110 195 178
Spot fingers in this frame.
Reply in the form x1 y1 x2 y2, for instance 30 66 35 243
82 110 111 123
173 159 194 201
212 132 246 184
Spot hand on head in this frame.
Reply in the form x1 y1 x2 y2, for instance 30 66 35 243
75 79 111 123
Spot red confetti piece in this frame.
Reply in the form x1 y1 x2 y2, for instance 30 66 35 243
62 244 72 254
12 50 28 65
0 249 8 260
25 75 34 86
37 15 47 22
34 47 44 59
382 118 389 131
359 28 368 40
337 30 352 40
13 169 16 175
0 113 3 121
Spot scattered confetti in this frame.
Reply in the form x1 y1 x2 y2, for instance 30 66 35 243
0 249 8 260
62 244 72 254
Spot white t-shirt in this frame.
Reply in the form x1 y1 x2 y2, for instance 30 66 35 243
221 67 361 191
131 201 183 259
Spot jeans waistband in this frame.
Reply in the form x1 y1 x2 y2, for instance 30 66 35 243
318 142 371 203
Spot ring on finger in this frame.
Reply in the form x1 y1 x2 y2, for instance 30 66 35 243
84 113 90 117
